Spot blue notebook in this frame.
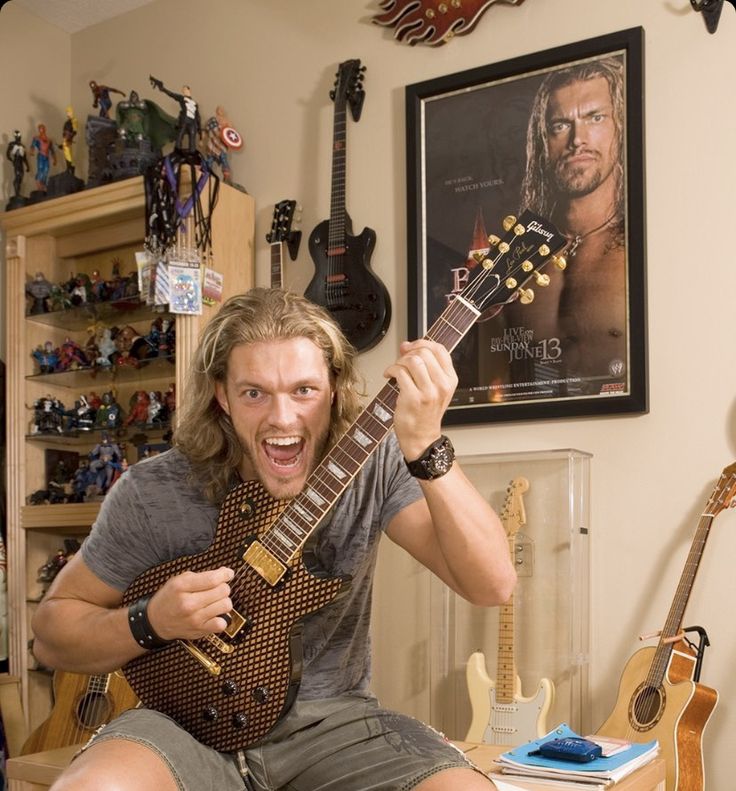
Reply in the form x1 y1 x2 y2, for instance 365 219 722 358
499 724 658 781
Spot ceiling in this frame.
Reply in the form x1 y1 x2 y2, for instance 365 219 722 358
11 0 157 33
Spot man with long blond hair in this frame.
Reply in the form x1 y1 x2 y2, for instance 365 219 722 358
32 288 515 791
511 57 627 395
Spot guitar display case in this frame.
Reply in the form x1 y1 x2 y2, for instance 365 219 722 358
426 448 592 740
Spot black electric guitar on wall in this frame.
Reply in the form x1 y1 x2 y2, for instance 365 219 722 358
121 211 568 752
266 199 301 290
597 462 736 791
305 59 391 352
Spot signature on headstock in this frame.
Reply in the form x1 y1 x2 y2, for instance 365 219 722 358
372 0 527 46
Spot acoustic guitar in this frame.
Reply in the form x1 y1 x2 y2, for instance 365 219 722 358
597 462 736 791
466 477 554 745
121 211 568 752
21 670 139 754
266 199 301 290
305 59 391 352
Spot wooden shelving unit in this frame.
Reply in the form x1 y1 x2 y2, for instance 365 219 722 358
1 176 255 731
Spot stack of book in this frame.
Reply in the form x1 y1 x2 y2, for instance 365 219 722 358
492 724 659 790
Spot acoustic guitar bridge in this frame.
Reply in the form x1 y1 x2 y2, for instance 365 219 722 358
243 541 287 586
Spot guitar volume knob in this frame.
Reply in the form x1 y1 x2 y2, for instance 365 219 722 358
202 706 219 722
232 712 248 729
222 679 240 696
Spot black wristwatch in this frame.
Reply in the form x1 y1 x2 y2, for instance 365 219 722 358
405 435 455 480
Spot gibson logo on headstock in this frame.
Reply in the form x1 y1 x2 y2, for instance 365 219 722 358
526 220 554 242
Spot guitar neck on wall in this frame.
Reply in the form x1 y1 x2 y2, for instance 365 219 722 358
267 199 301 290
597 462 736 791
466 477 554 745
305 58 391 352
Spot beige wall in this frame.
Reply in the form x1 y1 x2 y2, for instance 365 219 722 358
0 2 71 358
4 0 736 786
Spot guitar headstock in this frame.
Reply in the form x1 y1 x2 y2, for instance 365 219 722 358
707 461 736 516
330 59 366 122
372 0 527 46
500 476 529 537
458 210 569 315
266 199 302 260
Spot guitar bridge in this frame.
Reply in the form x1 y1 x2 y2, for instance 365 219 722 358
243 541 287 586
204 633 235 654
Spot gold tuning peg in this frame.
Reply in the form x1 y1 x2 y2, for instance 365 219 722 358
487 234 500 247
538 244 550 257
518 288 534 304
481 258 494 270
513 223 525 236
553 254 567 271
533 272 550 287
502 215 517 231
521 260 533 272
498 242 510 254
505 277 518 289
472 251 485 263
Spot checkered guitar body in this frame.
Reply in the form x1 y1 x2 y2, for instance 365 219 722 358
121 479 349 752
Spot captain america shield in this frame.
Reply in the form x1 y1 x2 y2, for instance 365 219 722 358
220 126 243 150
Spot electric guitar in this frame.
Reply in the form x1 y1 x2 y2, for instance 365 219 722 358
266 199 301 290
597 462 736 791
305 59 391 352
21 670 139 754
121 211 568 752
372 0 527 46
465 477 554 745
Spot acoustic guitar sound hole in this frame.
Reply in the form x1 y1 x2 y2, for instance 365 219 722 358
76 692 113 729
629 682 665 731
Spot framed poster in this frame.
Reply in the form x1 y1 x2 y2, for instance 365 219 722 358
406 27 646 424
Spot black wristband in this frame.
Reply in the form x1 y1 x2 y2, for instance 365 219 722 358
128 595 172 650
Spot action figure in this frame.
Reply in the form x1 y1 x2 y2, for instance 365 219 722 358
70 459 95 502
30 124 56 192
89 80 125 119
94 391 124 430
56 337 89 371
149 75 200 151
25 272 53 314
62 106 78 174
88 433 124 495
31 341 59 373
31 395 65 435
65 394 96 432
6 130 30 208
203 106 243 185
125 390 150 427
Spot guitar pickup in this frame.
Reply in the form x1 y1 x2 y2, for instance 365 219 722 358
243 541 287 586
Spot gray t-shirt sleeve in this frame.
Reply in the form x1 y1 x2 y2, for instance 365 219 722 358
377 432 424 531
80 449 219 591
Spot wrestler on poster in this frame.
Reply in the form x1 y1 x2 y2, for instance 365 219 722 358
406 28 646 424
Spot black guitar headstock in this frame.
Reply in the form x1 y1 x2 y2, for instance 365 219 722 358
458 210 569 314
329 59 366 122
266 199 302 261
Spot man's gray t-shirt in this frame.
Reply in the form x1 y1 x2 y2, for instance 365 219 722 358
81 433 423 699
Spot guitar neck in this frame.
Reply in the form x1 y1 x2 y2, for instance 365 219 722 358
495 572 516 703
270 241 285 289
328 104 347 253
647 465 736 686
261 296 480 561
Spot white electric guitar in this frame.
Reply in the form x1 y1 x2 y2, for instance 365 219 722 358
465 477 554 745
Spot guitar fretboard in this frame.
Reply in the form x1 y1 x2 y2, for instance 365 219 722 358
270 241 284 289
328 105 347 256
258 295 480 563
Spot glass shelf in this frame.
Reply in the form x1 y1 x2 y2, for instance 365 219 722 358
26 298 171 332
27 355 177 389
26 423 171 445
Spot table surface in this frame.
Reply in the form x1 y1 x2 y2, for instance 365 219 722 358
7 741 667 790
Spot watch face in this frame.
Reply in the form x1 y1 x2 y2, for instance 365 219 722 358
428 442 453 475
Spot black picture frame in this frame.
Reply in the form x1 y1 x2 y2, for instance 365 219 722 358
406 27 647 425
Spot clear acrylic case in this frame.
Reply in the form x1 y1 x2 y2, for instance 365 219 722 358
428 448 592 742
